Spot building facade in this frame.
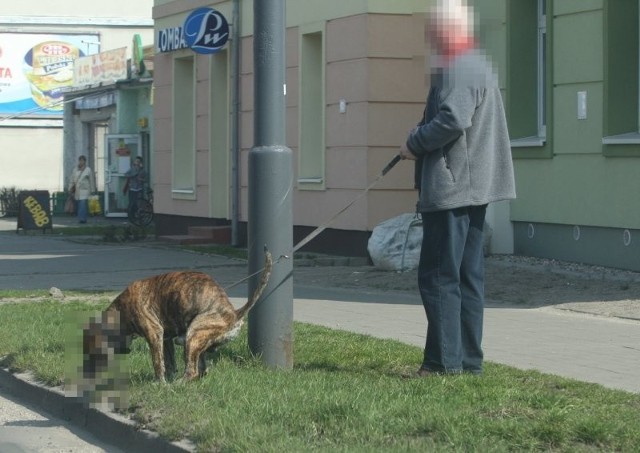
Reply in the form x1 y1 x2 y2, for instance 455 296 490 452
152 0 482 255
0 1 154 195
496 0 640 271
152 0 639 270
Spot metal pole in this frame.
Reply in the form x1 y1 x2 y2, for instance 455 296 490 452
248 0 293 368
230 0 241 246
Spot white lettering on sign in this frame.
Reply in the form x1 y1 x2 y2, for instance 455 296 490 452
157 27 188 53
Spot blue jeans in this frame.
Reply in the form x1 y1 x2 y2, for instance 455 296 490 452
128 190 142 213
77 199 89 223
418 205 487 374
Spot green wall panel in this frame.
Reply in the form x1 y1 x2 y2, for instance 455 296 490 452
553 11 603 85
475 0 507 87
554 0 603 16
512 155 640 229
553 83 603 154
514 222 640 271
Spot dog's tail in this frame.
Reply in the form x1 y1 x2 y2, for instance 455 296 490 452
235 246 273 319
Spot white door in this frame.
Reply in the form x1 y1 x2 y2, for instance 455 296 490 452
104 134 140 217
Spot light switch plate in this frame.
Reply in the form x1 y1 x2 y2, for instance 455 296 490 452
577 91 587 120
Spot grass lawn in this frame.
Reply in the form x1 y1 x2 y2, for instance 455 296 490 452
1 294 639 452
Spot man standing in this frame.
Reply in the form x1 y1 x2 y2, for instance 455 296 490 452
124 156 147 216
400 0 516 375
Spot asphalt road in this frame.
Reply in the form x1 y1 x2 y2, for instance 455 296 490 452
0 232 419 305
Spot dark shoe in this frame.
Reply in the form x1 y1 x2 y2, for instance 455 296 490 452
79 220 87 224
416 367 439 377
401 367 440 379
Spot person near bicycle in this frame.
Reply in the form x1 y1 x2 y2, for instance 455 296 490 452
124 156 147 214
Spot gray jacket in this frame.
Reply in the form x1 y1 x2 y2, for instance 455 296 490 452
406 50 516 212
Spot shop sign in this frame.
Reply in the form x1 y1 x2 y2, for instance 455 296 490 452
74 92 116 110
157 26 188 53
18 191 52 232
157 8 229 54
132 34 147 77
184 8 229 54
72 47 128 88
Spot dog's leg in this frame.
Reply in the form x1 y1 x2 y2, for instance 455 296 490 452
148 334 166 381
183 337 206 381
139 321 166 382
183 318 228 381
163 338 177 381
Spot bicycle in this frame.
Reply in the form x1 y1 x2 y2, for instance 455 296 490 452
127 188 154 227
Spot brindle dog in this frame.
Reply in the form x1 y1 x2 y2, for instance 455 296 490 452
84 249 272 382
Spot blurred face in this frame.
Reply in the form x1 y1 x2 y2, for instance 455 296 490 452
134 158 142 168
78 157 86 169
427 1 473 54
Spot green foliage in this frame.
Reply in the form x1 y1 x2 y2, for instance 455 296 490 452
0 187 21 217
48 223 152 241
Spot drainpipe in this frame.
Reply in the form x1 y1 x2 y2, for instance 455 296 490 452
231 0 241 246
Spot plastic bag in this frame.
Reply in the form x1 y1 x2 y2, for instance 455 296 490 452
367 213 423 271
88 195 102 215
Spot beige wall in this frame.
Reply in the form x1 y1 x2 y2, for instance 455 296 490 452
1 128 64 190
2 1 152 19
153 2 429 232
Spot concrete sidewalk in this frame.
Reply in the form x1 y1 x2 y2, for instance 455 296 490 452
1 219 639 394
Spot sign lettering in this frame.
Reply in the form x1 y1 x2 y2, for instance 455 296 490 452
23 195 50 227
157 26 188 53
17 191 52 232
157 8 229 54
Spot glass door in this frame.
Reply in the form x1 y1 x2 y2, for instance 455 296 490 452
104 134 140 217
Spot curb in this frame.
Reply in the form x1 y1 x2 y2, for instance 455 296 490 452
0 367 194 452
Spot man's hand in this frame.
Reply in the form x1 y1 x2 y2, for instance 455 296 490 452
399 142 417 161
400 127 419 160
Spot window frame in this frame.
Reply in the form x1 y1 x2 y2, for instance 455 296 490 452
298 22 326 190
507 0 553 158
602 0 640 157
171 52 197 199
537 0 547 138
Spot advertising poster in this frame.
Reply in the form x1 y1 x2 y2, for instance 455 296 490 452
0 33 99 117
